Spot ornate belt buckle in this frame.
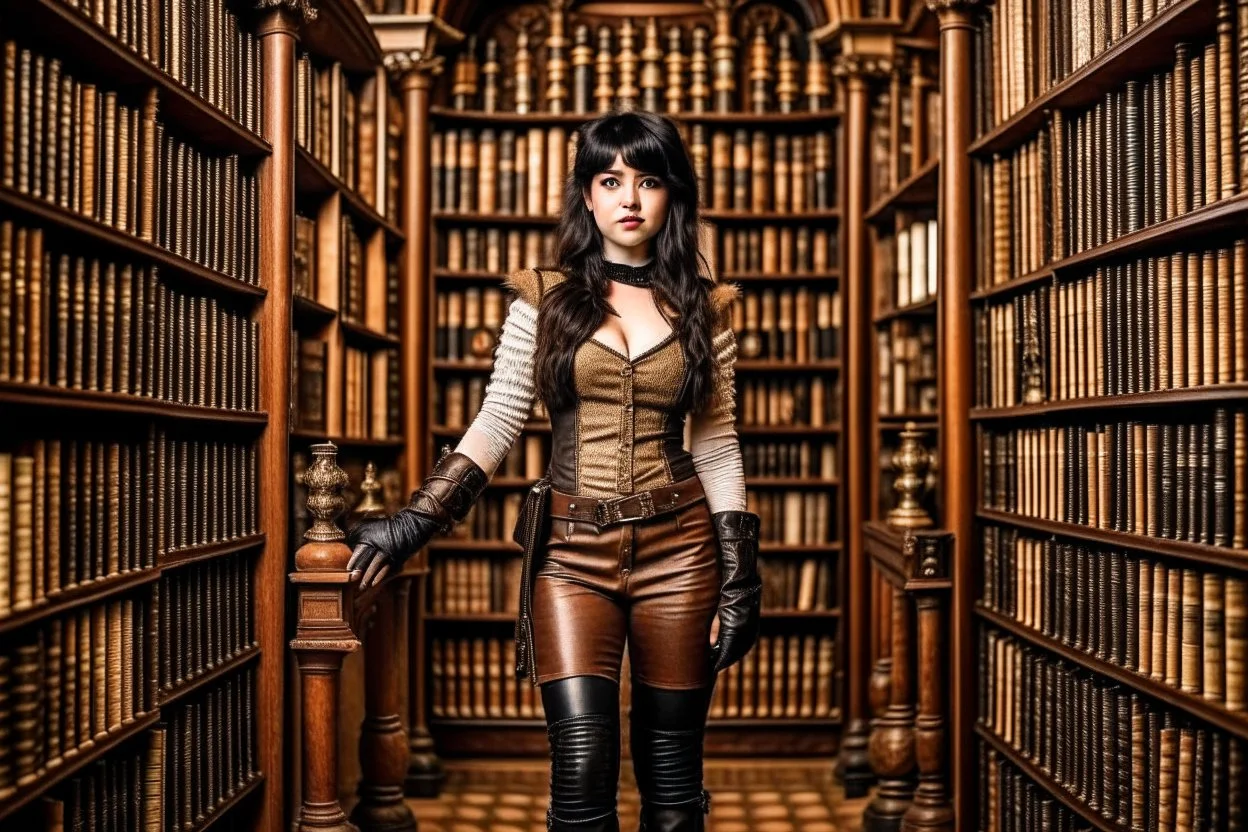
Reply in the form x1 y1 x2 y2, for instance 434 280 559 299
634 490 655 520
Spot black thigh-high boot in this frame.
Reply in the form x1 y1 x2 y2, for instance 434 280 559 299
541 676 622 831
629 681 714 832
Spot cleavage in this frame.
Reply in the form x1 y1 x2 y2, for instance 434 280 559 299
589 287 676 362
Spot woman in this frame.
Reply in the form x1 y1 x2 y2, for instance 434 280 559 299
347 111 762 832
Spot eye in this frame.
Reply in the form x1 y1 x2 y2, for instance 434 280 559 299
641 177 664 189
600 176 619 187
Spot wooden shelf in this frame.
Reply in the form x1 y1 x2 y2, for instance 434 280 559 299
865 156 939 223
0 187 267 302
299 0 383 72
0 383 268 425
873 297 937 324
976 508 1248 572
432 359 496 371
970 0 1216 156
293 294 338 328
290 430 405 451
969 264 1052 301
432 211 559 226
295 147 404 240
759 543 842 555
976 605 1248 742
970 383 1248 421
187 773 266 832
973 725 1118 832
735 359 840 372
340 319 401 350
431 422 550 436
158 534 267 570
745 477 840 487
0 569 160 637
428 540 522 554
160 645 263 709
0 711 162 821
428 106 842 127
433 268 509 281
720 270 840 282
971 191 1248 303
17 0 270 157
702 209 840 222
738 424 840 436
760 608 842 620
707 716 842 728
877 414 939 430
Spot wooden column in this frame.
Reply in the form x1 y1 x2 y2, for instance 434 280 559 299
253 4 305 828
384 41 447 797
864 585 916 832
903 595 953 830
291 444 362 832
925 0 980 822
835 52 884 797
869 569 894 720
351 589 417 832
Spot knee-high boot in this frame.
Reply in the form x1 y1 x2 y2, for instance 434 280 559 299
542 677 622 832
629 682 713 832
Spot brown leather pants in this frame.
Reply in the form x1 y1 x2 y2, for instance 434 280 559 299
530 474 721 690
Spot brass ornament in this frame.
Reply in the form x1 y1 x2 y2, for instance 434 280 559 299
304 443 350 544
355 462 387 520
887 423 934 529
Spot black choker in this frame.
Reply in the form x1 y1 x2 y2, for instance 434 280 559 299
601 258 655 287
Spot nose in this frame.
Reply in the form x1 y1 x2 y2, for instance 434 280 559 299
621 183 640 209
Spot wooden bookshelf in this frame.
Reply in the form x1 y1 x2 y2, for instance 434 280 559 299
965 0 1248 826
0 0 282 822
418 1 846 759
976 605 1248 742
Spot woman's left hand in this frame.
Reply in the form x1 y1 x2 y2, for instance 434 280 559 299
709 615 721 646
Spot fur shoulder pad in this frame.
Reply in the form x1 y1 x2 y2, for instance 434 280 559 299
502 268 569 308
708 281 742 327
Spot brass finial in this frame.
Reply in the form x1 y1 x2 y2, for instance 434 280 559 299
887 423 934 529
304 443 350 543
355 462 387 519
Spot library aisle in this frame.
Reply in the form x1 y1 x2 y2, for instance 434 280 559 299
3 0 1248 830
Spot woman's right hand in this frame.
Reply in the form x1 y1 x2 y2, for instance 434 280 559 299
346 509 440 588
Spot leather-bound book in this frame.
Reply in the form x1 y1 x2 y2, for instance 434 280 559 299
1166 565 1183 687
458 127 477 213
732 129 749 211
1177 728 1195 831
1151 561 1168 683
1227 576 1246 711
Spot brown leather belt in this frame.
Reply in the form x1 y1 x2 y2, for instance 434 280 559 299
549 475 705 527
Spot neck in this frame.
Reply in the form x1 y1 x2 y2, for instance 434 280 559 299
601 240 652 267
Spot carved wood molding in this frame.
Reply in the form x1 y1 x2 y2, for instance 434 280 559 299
923 0 985 10
251 0 317 24
830 51 892 79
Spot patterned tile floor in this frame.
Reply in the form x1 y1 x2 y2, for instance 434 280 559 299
404 758 848 832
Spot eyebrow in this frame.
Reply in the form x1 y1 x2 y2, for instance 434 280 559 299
600 169 659 176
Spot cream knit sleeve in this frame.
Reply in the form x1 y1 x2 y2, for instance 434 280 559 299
451 297 539 477
688 323 748 514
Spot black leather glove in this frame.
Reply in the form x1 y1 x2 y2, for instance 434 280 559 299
707 510 762 673
347 450 488 588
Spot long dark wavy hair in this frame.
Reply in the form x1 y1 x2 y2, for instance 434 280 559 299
534 111 717 415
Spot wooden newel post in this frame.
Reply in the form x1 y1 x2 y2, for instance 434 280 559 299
352 466 419 832
865 585 917 831
290 443 362 832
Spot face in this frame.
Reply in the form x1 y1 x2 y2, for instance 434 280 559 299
583 153 670 262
